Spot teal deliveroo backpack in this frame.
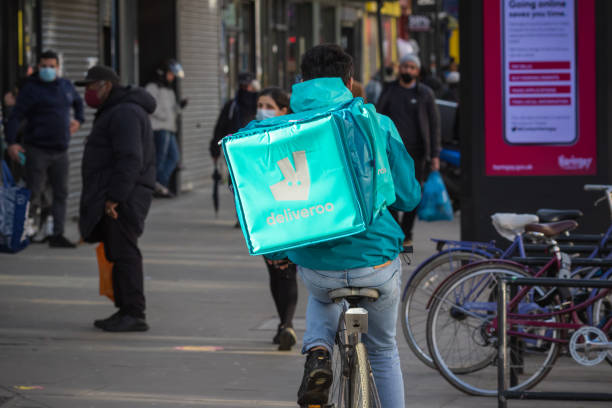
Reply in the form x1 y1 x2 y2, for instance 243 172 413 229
221 95 396 255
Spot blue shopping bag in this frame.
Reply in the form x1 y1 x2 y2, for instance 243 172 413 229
0 160 31 253
417 170 453 222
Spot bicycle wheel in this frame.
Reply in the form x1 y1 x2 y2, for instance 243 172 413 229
592 274 612 365
427 262 560 396
401 251 487 368
328 341 349 407
350 342 380 408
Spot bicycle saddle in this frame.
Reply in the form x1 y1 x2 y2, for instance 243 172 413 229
525 220 578 237
328 287 380 303
536 208 583 222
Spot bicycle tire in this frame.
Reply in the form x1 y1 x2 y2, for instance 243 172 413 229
592 275 612 365
328 342 349 407
350 342 371 408
401 251 487 368
427 262 560 396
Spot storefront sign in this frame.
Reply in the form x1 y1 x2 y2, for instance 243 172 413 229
484 0 596 176
408 14 431 32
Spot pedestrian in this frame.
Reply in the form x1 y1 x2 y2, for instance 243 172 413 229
255 87 299 351
265 44 421 407
4 50 84 248
377 53 442 246
209 72 258 162
145 59 188 198
210 72 258 227
364 65 394 106
76 65 156 332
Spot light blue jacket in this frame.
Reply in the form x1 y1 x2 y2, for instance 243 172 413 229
266 78 421 270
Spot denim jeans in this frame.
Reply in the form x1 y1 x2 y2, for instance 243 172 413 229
298 257 404 408
154 130 179 187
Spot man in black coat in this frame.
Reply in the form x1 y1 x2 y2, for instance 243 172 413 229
76 66 156 332
377 53 442 245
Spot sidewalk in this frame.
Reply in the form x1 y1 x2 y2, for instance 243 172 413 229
0 188 609 407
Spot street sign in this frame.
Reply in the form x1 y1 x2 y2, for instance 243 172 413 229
408 14 432 32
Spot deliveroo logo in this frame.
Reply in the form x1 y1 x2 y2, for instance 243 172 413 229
269 151 311 201
266 150 335 226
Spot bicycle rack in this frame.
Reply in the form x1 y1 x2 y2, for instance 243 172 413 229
497 277 612 408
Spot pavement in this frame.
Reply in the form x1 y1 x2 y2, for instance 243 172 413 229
0 187 610 408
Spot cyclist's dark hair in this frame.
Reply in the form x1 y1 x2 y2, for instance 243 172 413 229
300 44 353 86
40 50 59 63
259 87 291 112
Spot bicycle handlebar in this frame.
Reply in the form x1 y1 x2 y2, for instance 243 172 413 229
584 184 612 191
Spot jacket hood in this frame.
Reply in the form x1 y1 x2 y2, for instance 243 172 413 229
100 86 157 115
290 77 353 112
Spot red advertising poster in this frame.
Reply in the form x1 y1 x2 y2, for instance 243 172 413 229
484 0 596 176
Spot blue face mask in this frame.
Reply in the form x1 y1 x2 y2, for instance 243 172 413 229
39 67 57 82
256 108 277 121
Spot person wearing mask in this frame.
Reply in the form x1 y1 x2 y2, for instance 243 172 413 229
377 53 441 246
76 66 156 332
254 87 299 351
4 50 84 248
145 59 188 198
209 72 258 161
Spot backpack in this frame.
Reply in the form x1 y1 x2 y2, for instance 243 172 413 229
221 97 395 255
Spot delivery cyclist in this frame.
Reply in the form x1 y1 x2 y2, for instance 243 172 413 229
265 44 421 407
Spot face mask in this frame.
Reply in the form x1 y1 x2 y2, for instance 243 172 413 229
39 67 57 82
256 108 277 121
85 88 103 108
400 73 414 83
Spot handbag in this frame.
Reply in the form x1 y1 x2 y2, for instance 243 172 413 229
417 170 454 221
96 243 114 301
0 160 31 253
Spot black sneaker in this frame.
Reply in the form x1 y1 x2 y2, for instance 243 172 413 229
278 327 297 351
48 235 76 248
101 314 149 332
94 311 123 330
297 349 333 406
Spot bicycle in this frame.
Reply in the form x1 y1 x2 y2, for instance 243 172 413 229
425 220 612 396
402 185 612 368
325 287 382 408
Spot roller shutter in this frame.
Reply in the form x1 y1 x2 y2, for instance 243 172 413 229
177 0 220 191
41 0 99 218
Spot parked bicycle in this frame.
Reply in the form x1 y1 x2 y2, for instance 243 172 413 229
402 185 612 368
426 218 612 396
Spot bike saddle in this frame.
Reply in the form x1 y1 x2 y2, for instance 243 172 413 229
328 287 380 303
525 220 578 237
536 208 583 222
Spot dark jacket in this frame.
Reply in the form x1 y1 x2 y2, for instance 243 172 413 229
377 80 441 161
79 86 156 242
5 73 84 151
209 89 257 158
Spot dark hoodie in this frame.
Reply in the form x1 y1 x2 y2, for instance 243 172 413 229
5 73 84 151
209 88 257 158
79 86 157 242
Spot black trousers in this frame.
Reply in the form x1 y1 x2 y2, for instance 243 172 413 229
101 216 145 318
390 150 426 241
264 258 297 328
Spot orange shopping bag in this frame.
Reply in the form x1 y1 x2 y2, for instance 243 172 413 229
96 243 114 301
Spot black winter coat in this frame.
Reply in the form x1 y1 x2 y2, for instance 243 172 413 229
209 89 257 159
79 86 157 242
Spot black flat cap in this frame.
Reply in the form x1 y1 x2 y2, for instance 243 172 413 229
75 65 120 86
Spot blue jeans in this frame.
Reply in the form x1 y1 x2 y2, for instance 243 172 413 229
154 130 179 187
298 257 404 408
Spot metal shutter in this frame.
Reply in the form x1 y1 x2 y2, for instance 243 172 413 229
177 0 220 191
41 0 99 218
